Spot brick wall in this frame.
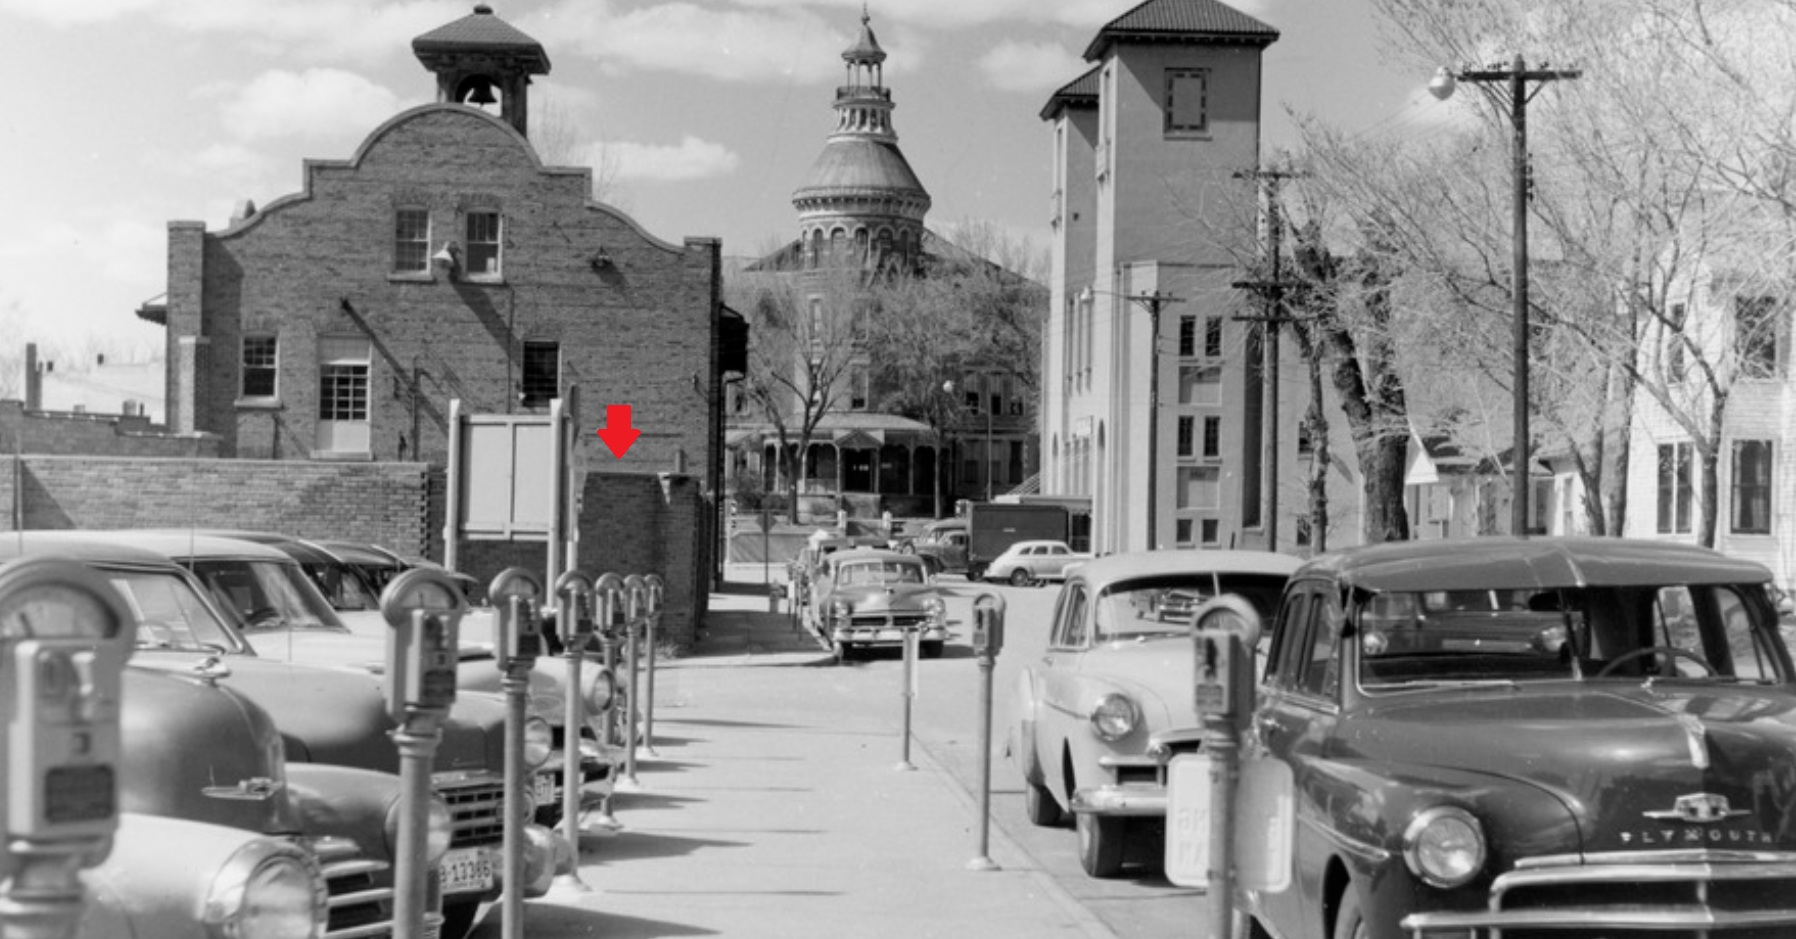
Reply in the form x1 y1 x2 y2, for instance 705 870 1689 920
0 401 220 458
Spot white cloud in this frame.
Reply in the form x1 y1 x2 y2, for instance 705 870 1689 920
530 1 846 83
729 0 1120 32
1 0 465 61
608 135 739 182
978 40 1084 94
215 68 415 140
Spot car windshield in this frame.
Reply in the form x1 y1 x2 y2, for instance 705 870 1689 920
1356 583 1787 688
1095 573 1289 642
304 561 381 611
105 568 239 652
837 560 926 586
188 559 346 632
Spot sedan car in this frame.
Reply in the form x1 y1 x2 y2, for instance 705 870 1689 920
1244 537 1796 939
806 548 949 661
1012 549 1300 877
984 539 1090 586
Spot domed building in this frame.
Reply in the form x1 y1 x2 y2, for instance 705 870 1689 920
726 11 1041 525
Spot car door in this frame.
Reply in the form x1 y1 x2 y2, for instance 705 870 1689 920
1036 578 1093 772
1042 543 1073 579
1252 581 1342 939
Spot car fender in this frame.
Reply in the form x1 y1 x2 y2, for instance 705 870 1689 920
1012 669 1046 783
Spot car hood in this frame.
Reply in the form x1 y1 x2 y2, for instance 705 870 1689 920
829 583 941 611
1341 683 1796 853
1063 637 1194 731
133 651 498 775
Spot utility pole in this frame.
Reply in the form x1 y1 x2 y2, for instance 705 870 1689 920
1128 291 1179 551
1430 57 1580 536
1233 166 1304 552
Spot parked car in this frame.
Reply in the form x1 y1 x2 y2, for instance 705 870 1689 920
166 528 617 824
1011 549 1299 877
8 531 553 939
983 539 1090 586
906 518 969 575
806 548 950 661
1241 537 1796 939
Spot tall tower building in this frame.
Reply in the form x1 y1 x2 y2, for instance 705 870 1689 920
792 10 932 271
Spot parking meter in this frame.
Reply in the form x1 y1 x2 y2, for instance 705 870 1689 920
641 574 664 757
969 593 1006 871
1188 594 1263 939
0 557 135 939
378 566 467 939
550 571 595 874
617 575 647 791
592 573 626 748
486 568 542 939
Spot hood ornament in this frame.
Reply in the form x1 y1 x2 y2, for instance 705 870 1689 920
1643 792 1750 824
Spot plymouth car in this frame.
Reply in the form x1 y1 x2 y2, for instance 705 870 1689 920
806 547 949 661
1011 549 1300 877
1244 537 1796 939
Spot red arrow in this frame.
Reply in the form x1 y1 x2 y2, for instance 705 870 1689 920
595 404 641 458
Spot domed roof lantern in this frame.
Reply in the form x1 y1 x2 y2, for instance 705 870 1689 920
843 7 887 66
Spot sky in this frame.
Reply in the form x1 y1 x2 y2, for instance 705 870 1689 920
0 0 1431 355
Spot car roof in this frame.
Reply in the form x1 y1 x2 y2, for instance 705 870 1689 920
0 531 192 569
1297 536 1772 593
1007 540 1065 550
831 548 922 563
81 529 301 563
136 529 346 566
316 540 404 566
1071 549 1303 589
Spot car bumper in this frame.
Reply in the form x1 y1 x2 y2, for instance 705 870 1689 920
1071 753 1167 817
828 624 948 645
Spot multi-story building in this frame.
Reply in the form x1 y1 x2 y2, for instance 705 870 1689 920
727 11 1039 520
135 4 734 628
1040 0 1311 554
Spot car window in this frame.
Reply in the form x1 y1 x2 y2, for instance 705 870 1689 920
1052 584 1089 648
189 559 343 631
1355 582 1786 688
1297 593 1339 699
1093 574 1232 642
108 569 237 651
1265 590 1312 691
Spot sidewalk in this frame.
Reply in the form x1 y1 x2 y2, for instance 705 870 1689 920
669 565 836 668
478 579 1117 939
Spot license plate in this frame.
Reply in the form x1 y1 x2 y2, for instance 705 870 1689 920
533 772 558 806
440 848 494 893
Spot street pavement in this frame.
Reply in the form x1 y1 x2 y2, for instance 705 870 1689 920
472 568 1122 938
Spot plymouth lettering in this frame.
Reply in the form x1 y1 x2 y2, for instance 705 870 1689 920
1619 827 1774 845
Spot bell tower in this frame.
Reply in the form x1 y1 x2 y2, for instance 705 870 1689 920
412 4 550 138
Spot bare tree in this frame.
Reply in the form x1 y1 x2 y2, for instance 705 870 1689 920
532 94 625 206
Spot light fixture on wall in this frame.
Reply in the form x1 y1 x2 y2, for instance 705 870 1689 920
432 242 460 278
589 248 612 271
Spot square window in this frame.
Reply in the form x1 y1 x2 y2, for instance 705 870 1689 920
1176 518 1194 545
241 336 277 399
1200 519 1220 545
465 211 502 277
521 341 559 408
394 208 429 272
1165 69 1209 135
319 364 368 421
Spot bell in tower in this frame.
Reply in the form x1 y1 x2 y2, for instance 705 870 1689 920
412 4 550 137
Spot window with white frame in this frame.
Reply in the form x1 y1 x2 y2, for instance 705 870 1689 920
465 210 502 277
1202 416 1221 459
241 336 278 399
1656 442 1694 534
1732 439 1772 534
1177 416 1195 458
1736 295 1780 378
521 341 559 408
394 208 429 272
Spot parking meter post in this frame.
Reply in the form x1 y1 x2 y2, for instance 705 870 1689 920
642 575 664 758
617 574 646 792
594 574 625 750
1189 616 1253 939
378 568 467 939
489 569 543 939
0 559 136 939
968 593 1006 872
551 572 595 891
895 626 917 772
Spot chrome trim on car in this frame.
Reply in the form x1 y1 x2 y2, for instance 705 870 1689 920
1070 782 1167 817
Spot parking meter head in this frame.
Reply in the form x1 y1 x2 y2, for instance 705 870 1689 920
378 568 469 718
972 592 1007 657
1191 596 1260 728
552 571 595 646
644 574 664 613
622 574 647 632
593 573 625 641
0 556 137 852
489 568 545 668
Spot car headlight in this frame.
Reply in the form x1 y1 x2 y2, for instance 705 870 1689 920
386 793 454 866
1088 693 1138 741
832 600 851 623
923 596 946 624
203 841 326 939
1403 806 1486 888
524 716 554 769
584 667 617 712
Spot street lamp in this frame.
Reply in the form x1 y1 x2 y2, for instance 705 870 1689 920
1429 55 1579 536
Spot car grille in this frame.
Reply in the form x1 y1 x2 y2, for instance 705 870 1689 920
435 776 505 848
310 835 398 939
1406 852 1796 938
848 612 931 629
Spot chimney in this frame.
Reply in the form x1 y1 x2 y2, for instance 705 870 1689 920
24 343 40 410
